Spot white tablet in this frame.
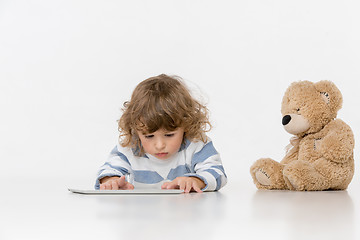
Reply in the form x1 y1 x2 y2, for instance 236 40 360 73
68 188 184 194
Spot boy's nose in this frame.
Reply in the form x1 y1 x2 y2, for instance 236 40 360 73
155 139 165 150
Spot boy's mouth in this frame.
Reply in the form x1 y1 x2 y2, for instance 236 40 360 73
155 152 168 158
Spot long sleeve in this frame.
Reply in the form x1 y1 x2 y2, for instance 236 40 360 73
95 139 227 191
184 140 227 191
94 145 132 189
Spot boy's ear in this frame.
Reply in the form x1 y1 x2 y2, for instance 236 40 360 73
314 80 343 114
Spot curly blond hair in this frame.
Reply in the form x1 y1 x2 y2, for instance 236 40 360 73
118 74 211 155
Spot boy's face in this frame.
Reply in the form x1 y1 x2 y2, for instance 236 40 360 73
137 128 184 160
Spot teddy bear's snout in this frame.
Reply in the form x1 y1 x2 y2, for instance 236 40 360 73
282 115 291 125
282 114 310 134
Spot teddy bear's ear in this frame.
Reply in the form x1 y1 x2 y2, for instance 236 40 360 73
320 92 330 104
314 80 343 115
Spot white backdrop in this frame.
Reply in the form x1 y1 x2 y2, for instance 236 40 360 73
1 0 359 189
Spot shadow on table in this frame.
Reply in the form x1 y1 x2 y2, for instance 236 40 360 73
94 191 226 239
251 190 355 240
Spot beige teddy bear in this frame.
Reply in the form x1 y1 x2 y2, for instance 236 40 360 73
250 80 354 191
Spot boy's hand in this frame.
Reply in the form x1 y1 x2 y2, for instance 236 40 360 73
99 176 134 190
161 176 205 193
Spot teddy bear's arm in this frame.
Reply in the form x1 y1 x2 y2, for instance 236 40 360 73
319 122 354 163
281 146 299 164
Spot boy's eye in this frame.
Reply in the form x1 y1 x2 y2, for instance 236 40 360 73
144 135 154 139
165 133 174 137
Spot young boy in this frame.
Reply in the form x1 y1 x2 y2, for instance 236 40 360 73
95 74 227 193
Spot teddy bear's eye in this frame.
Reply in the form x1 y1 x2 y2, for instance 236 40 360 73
296 108 300 112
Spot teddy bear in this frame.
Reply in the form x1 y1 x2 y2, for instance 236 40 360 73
250 80 354 191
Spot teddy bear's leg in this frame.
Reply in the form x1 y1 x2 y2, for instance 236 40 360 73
250 158 287 190
283 160 330 191
313 158 353 190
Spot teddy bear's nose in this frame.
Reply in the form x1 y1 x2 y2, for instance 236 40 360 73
282 115 291 125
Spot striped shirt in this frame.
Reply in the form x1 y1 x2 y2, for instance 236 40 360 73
95 138 227 191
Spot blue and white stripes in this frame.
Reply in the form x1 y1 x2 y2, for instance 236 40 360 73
95 138 227 191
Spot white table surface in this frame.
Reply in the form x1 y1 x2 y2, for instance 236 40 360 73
1 177 359 240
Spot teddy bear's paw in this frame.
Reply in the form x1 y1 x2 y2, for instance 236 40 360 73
283 165 306 191
283 175 299 190
250 158 287 189
283 161 333 191
254 169 271 186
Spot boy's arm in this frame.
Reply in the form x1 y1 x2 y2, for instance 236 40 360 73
185 141 227 191
94 145 132 189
